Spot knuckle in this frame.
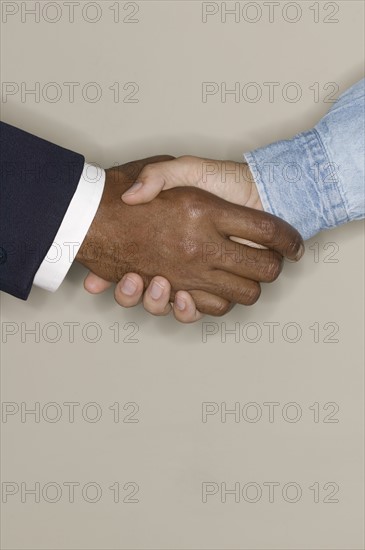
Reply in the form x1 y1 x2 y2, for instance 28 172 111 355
209 299 232 317
286 234 303 258
263 256 283 282
179 234 204 262
178 187 205 209
259 218 280 243
244 283 261 305
140 163 156 180
178 155 193 162
213 279 234 299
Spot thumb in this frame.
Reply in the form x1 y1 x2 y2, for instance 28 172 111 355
121 161 169 205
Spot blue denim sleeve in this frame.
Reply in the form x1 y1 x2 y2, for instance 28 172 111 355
244 79 365 240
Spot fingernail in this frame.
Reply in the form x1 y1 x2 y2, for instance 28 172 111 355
150 281 164 300
175 296 186 311
120 276 137 296
295 244 305 261
122 182 143 197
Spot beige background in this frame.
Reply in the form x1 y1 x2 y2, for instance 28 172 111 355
1 1 364 549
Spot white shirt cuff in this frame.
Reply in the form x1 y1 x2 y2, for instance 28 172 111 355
33 163 106 292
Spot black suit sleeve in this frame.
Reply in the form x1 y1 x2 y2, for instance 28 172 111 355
0 122 85 300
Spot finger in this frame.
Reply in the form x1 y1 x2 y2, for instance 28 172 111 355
173 291 204 323
84 272 112 294
118 156 176 196
114 273 144 308
121 155 202 205
142 277 172 316
216 205 304 261
121 165 166 204
188 290 234 317
213 243 284 283
121 157 188 205
200 271 262 306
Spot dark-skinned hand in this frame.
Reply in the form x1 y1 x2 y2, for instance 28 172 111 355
76 156 304 316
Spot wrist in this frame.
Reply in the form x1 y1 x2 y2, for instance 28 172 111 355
75 223 93 266
242 162 263 211
75 169 110 266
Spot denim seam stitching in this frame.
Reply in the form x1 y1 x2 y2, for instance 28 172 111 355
310 128 350 225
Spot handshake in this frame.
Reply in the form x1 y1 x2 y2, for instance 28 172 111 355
76 155 304 323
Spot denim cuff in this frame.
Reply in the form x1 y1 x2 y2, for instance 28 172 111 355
244 129 350 240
